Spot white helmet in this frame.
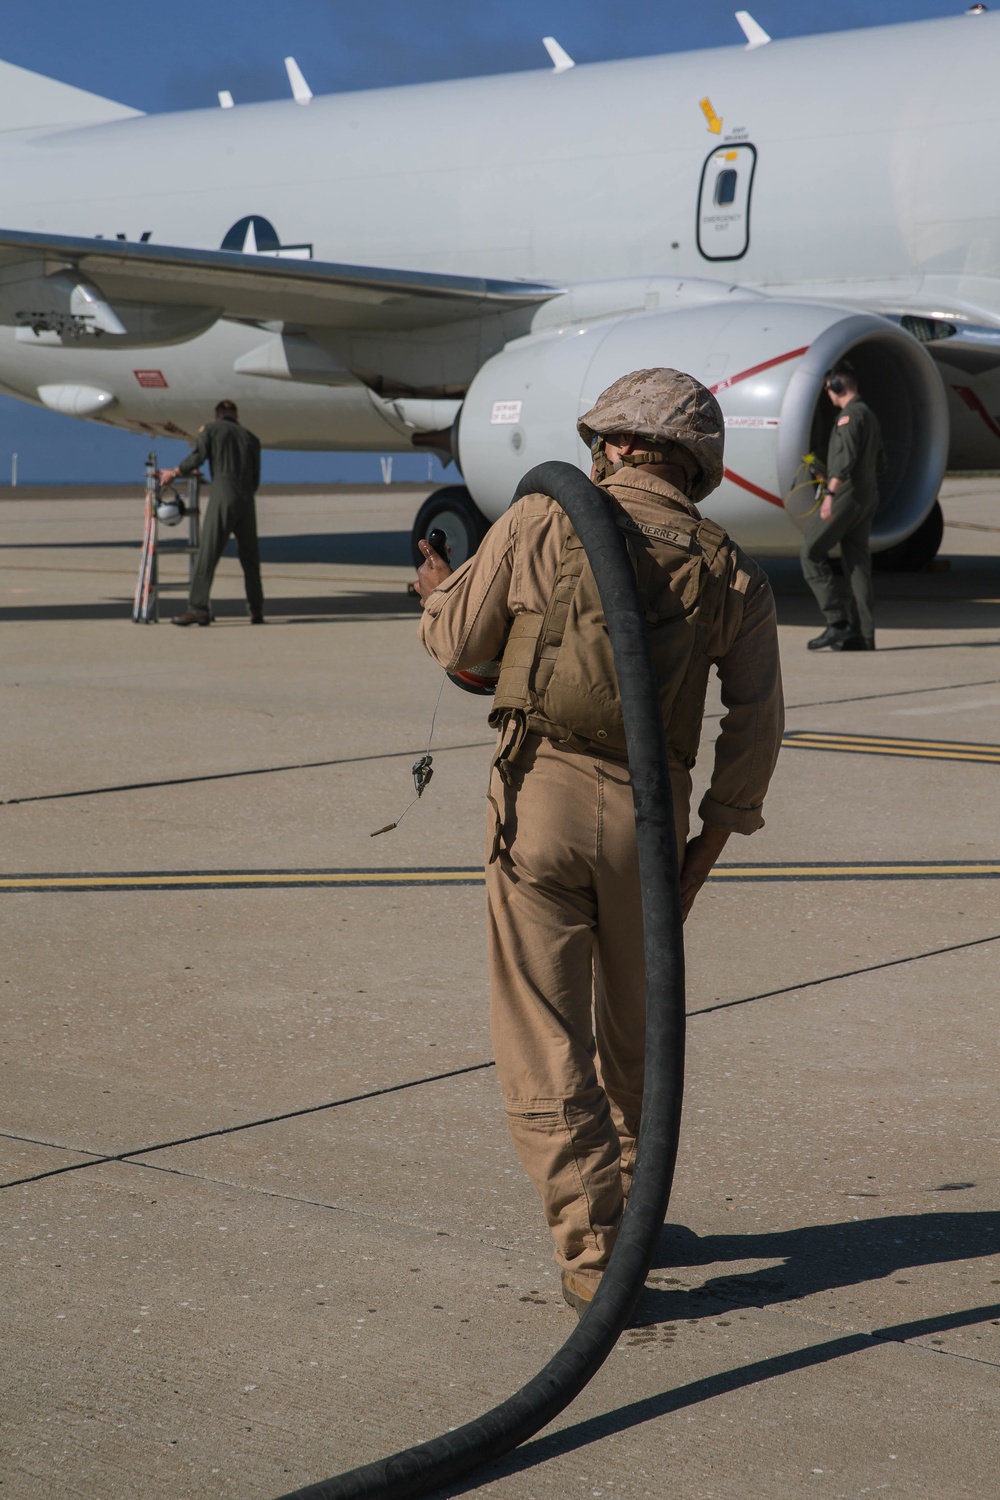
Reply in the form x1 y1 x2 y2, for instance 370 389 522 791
155 488 186 526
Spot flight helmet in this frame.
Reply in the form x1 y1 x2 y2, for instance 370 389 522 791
155 486 186 526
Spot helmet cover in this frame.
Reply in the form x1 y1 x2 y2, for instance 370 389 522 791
578 367 725 502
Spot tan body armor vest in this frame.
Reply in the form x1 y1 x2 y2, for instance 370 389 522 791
489 501 731 773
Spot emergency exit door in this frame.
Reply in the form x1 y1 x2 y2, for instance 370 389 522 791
697 143 757 261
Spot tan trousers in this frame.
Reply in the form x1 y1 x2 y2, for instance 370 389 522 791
486 733 690 1276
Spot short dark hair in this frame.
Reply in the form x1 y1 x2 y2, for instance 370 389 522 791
825 360 857 391
215 399 239 420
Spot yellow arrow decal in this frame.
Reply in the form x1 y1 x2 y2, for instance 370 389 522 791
700 97 723 134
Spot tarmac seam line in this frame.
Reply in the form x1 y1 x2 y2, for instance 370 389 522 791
4 932 997 1191
0 1060 496 1190
665 1286 1000 1367
503 1303 1000 1476
689 929 1000 1016
8 682 1000 804
709 675 1000 721
112 1155 523 1253
0 739 495 808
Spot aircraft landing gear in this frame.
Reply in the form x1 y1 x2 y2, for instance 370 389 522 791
411 486 489 569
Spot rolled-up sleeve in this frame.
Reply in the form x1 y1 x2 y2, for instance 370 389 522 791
418 511 517 671
698 568 784 835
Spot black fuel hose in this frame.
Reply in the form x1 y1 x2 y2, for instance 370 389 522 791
274 461 687 1500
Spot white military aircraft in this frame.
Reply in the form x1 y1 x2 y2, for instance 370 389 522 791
1 10 998 566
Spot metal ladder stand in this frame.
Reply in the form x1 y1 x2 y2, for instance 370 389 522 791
132 451 202 622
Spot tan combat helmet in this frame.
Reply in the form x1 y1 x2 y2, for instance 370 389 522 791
577 367 725 503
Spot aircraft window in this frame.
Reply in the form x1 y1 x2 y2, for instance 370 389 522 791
714 169 738 206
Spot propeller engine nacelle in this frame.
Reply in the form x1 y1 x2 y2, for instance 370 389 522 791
458 299 949 555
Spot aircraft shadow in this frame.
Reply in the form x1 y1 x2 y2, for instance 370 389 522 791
436 1210 1000 1495
0 538 141 550
763 553 1000 639
252 530 412 566
0 592 421 623
0 530 413 566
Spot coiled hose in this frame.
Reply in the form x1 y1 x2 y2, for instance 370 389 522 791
274 461 687 1500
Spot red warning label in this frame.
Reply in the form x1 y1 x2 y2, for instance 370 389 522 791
133 369 168 388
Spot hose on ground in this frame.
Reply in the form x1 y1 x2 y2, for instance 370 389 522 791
273 461 687 1500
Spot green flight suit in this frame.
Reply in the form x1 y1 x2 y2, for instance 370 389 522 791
800 397 883 643
178 417 263 617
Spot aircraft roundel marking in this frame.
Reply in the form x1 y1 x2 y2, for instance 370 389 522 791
222 215 282 253
221 215 313 258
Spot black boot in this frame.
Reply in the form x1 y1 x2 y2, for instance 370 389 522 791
807 622 850 651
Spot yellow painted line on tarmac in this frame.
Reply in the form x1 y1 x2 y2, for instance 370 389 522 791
784 731 1000 765
2 862 999 893
710 863 1000 880
0 869 482 891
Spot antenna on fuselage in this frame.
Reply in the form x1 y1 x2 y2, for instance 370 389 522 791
284 56 313 105
542 36 575 73
218 90 235 108
735 10 771 47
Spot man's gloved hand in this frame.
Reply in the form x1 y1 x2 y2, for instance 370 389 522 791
679 826 731 921
414 538 453 604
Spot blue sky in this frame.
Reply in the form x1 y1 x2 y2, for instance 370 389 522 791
0 0 963 484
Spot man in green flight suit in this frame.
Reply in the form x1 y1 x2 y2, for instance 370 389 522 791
801 360 883 652
161 399 264 626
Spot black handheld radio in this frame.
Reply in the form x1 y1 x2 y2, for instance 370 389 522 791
425 528 451 565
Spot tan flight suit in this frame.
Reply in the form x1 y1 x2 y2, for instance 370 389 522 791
419 469 783 1278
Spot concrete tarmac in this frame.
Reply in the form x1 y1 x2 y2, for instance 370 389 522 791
1 478 999 1499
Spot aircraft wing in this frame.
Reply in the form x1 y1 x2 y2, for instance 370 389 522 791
0 227 560 332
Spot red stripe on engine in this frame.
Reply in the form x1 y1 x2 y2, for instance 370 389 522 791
710 345 810 394
723 467 784 507
951 384 1000 442
711 345 810 509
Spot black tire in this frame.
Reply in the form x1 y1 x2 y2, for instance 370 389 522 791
873 499 943 572
411 486 489 568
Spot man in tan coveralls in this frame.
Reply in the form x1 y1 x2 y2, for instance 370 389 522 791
416 369 783 1317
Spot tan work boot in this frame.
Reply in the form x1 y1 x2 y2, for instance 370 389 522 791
561 1268 603 1320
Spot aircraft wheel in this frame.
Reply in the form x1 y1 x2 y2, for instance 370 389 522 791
411 486 489 568
873 499 944 572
